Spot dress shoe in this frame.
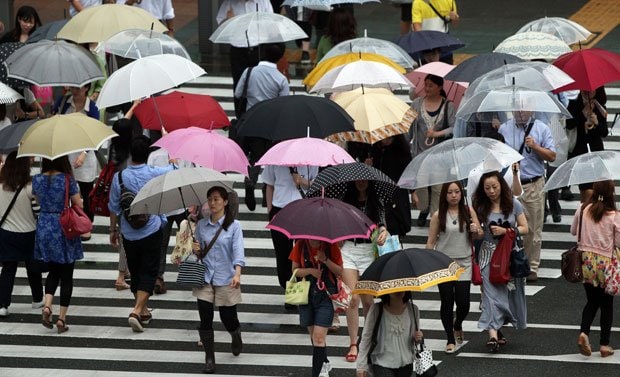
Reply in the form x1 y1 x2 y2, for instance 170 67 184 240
526 272 538 282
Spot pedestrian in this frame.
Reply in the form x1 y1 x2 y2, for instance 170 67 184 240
33 156 84 333
411 0 459 64
289 239 343 377
356 291 424 377
108 136 175 333
193 186 245 374
283 5 312 64
426 181 482 353
121 0 176 37
572 180 619 358
472 171 528 352
0 5 41 43
67 0 102 17
315 7 357 62
0 152 43 318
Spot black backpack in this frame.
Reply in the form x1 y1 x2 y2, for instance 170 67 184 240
118 171 149 229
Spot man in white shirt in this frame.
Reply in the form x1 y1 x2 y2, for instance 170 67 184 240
122 0 175 36
67 0 102 17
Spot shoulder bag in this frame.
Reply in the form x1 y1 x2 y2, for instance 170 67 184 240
284 268 311 305
59 174 93 240
510 227 531 278
561 206 584 283
489 228 515 284
176 226 223 288
468 230 482 285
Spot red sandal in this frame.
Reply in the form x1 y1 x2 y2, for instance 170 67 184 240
345 344 358 362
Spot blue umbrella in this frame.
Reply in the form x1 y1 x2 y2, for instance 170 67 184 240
27 19 69 43
444 52 524 83
0 118 37 154
395 30 465 55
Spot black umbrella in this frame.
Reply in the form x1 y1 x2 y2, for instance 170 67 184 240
27 20 69 43
305 162 397 204
235 95 355 141
354 248 463 296
0 42 29 88
0 119 37 154
395 30 465 55
443 52 525 83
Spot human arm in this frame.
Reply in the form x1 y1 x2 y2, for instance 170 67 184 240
570 206 582 236
525 135 556 162
230 221 245 288
425 211 440 249
316 245 343 277
290 243 321 279
411 0 423 31
265 184 274 213
124 99 141 120
109 212 120 247
468 208 484 240
356 303 378 376
69 0 86 12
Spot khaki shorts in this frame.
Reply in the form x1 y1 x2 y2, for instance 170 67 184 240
192 284 242 306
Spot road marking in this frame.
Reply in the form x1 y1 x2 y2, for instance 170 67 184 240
569 0 620 48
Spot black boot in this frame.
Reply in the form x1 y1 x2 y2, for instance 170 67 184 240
244 179 256 211
198 329 215 374
229 326 243 356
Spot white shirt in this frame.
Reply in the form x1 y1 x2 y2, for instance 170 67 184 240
216 0 273 25
68 0 102 17
63 96 99 182
261 165 318 208
0 183 36 233
117 0 175 20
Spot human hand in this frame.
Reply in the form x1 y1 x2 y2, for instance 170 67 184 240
415 330 423 342
291 173 302 186
192 240 201 252
376 228 388 245
226 7 235 19
469 222 480 234
73 154 85 168
110 231 119 247
426 129 437 138
524 135 537 149
309 268 321 279
364 157 373 166
489 225 506 237
315 249 327 263
90 92 99 101
491 117 501 129
230 274 241 289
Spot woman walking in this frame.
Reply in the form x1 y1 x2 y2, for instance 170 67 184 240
572 180 619 357
426 181 482 353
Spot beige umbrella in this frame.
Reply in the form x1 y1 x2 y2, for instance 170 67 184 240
57 4 168 43
17 113 117 159
327 87 417 144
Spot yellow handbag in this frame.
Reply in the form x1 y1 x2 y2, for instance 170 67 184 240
285 269 310 305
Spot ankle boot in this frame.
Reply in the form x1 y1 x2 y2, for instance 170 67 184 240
198 329 216 374
230 326 243 356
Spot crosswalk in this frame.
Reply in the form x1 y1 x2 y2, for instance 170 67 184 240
1 78 620 376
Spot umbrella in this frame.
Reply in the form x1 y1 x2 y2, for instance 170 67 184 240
309 60 413 94
27 19 69 43
16 113 117 159
96 28 191 60
0 42 29 87
0 82 24 104
133 91 229 131
395 30 465 56
443 52 524 83
493 31 571 61
235 95 355 141
543 151 620 192
405 62 469 108
283 0 379 8
304 52 405 88
305 162 397 203
552 48 620 92
354 248 464 295
152 127 249 176
130 167 234 216
0 119 36 154
255 137 354 167
96 54 206 109
209 12 308 48
517 17 592 45
318 33 415 70
4 40 104 87
57 4 168 43
326 87 416 144
266 197 376 243
397 137 524 190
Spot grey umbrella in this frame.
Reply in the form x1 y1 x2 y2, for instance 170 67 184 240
4 40 104 87
0 119 37 154
27 20 69 43
443 52 524 83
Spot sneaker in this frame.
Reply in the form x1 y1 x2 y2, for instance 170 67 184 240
32 299 45 309
318 362 332 377
300 51 311 64
0 307 8 317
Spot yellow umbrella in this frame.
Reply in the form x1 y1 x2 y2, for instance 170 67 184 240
303 52 405 88
327 88 417 145
17 113 117 160
57 4 168 43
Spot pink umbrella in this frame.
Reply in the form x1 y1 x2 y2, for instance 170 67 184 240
153 127 249 176
255 136 354 167
406 62 469 108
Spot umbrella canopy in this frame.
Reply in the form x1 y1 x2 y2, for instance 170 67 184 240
130 167 234 216
16 113 117 159
152 127 249 176
310 60 413 94
0 42 28 87
305 162 397 203
354 248 464 295
0 82 24 104
4 40 104 87
255 137 354 167
27 19 69 43
266 197 376 243
319 35 415 70
397 137 524 189
235 95 355 141
543 151 620 192
57 4 168 43
0 119 36 154
304 52 405 88
96 28 190 60
552 48 620 92
209 12 308 48
517 17 592 45
283 0 379 8
96 54 206 109
443 52 524 83
133 91 229 131
405 62 468 108
395 30 465 55
494 31 571 60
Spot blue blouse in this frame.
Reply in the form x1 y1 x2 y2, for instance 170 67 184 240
195 216 245 286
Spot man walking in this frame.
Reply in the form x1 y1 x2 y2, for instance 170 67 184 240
411 0 459 63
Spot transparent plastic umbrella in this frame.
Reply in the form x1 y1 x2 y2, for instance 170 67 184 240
283 0 379 10
494 32 571 61
543 151 620 192
517 17 592 45
96 29 190 59
310 60 413 94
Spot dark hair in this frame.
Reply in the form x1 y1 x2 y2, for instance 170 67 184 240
342 180 383 225
588 87 607 106
260 43 285 63
41 155 72 175
379 291 412 305
587 180 616 223
0 151 31 191
110 118 133 164
130 135 151 163
326 8 357 46
438 181 468 233
207 186 235 230
10 6 41 41
425 74 447 98
472 171 513 223
0 104 6 120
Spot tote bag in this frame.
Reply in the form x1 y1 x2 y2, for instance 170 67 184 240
176 253 206 288
489 228 515 284
285 269 310 305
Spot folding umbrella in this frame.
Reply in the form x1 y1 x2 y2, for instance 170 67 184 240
0 119 36 154
96 29 190 60
405 62 468 108
517 17 592 45
552 48 620 92
494 32 571 61
395 30 465 55
444 52 524 83
543 151 620 192
255 137 354 167
27 19 69 43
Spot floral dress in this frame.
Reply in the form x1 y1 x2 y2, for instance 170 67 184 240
32 174 83 264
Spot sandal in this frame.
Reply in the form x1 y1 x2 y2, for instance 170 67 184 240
42 306 53 329
487 338 499 353
445 343 456 354
128 313 144 333
115 281 130 291
454 330 464 344
497 330 508 346
56 319 69 334
345 344 358 362
139 312 153 325
577 333 591 356
600 345 615 358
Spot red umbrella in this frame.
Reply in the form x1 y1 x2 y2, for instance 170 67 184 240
134 90 230 131
553 48 620 92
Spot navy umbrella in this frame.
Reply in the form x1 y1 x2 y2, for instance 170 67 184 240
443 52 524 83
395 30 465 55
27 20 69 43
0 119 37 154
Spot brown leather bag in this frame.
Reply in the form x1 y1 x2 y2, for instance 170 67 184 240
561 206 584 283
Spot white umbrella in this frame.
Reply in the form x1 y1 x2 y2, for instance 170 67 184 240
209 12 308 48
130 167 234 216
544 151 620 191
96 54 206 109
0 82 23 104
283 0 379 11
310 60 413 94
96 29 190 60
517 17 592 45
493 32 571 60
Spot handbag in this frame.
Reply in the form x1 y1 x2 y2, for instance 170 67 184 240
328 277 352 314
285 269 310 305
561 206 584 283
176 226 223 288
510 228 531 278
412 302 437 377
59 174 93 240
469 234 482 286
171 219 196 265
489 228 515 284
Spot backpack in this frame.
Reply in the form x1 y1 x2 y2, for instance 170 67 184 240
88 161 116 217
118 170 149 229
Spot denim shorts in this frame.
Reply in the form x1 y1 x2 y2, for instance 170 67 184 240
299 289 334 328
